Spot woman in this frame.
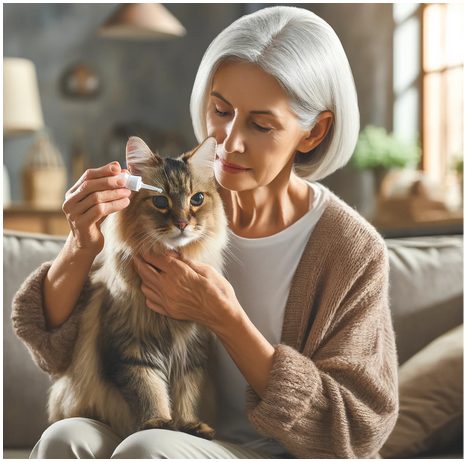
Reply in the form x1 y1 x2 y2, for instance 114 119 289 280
12 6 398 459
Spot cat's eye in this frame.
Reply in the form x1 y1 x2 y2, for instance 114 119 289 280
152 195 169 209
190 192 204 207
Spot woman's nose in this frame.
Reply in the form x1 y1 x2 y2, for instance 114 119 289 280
222 120 245 154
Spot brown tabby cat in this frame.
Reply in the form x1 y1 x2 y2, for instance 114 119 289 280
48 136 229 440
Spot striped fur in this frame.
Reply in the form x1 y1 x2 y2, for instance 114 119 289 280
48 138 228 439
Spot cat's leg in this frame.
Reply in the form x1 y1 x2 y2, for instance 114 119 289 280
111 362 175 432
172 366 215 440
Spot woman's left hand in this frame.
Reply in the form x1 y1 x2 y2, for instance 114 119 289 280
133 250 241 332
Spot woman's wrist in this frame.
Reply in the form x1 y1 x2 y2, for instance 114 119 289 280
208 298 246 340
65 232 100 261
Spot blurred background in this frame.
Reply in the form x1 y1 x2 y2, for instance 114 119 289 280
3 3 464 237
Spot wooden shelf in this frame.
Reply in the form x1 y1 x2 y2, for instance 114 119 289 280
3 203 69 236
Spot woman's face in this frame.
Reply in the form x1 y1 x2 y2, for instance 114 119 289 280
207 60 310 192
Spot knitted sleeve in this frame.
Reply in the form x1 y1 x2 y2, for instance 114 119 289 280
245 247 399 458
11 261 94 377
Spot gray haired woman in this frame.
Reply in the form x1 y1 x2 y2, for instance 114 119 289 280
13 6 398 458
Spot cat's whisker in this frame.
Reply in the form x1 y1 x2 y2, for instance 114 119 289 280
133 233 163 256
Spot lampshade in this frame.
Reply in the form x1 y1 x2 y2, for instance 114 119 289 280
98 3 186 40
3 58 44 135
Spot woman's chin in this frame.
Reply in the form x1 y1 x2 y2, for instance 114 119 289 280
214 165 254 192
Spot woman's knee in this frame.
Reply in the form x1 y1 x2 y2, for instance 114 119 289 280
30 417 121 459
111 429 200 459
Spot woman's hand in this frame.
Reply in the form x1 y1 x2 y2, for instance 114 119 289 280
133 251 242 332
62 162 132 256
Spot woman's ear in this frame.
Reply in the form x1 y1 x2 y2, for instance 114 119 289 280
126 136 162 175
296 111 334 153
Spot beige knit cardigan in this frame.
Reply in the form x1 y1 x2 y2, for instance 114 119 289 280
12 189 399 458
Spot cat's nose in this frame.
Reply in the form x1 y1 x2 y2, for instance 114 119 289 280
175 221 188 231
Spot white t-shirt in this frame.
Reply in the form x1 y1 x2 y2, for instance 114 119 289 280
212 181 330 455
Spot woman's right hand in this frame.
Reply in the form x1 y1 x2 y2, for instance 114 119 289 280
62 161 131 256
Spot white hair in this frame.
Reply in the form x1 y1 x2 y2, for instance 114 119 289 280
189 6 360 181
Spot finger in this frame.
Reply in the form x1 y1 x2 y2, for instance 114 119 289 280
65 174 128 210
141 251 195 275
69 162 122 194
134 255 162 282
141 282 162 303
73 188 131 216
75 197 130 228
140 252 173 273
176 256 211 278
146 299 167 315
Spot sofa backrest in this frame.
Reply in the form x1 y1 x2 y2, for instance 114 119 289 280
386 236 463 365
3 230 464 449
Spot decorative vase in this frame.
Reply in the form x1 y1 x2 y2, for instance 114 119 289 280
22 131 67 209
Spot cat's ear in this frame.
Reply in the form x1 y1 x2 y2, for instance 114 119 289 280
181 137 217 175
126 136 162 175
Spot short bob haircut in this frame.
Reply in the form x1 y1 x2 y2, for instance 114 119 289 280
190 6 360 181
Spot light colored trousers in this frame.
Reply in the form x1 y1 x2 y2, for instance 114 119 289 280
29 417 274 459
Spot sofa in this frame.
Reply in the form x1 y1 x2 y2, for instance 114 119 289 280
3 229 464 459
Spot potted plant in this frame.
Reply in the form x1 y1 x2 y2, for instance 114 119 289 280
351 125 420 191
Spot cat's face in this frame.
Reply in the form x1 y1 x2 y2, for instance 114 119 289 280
117 137 224 252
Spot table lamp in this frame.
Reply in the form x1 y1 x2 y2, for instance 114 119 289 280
3 58 44 206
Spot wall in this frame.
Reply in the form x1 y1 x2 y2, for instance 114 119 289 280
3 3 394 203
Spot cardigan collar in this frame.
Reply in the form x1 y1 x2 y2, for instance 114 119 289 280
279 190 336 350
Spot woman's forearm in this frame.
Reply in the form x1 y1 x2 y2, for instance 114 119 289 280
43 232 98 330
212 307 275 398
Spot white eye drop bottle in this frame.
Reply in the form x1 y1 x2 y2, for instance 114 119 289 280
117 172 163 193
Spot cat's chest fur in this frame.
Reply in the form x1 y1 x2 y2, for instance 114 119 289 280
87 259 209 378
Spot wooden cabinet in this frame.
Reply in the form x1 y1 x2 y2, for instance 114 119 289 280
3 204 69 236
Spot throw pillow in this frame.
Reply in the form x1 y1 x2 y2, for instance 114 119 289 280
380 324 463 458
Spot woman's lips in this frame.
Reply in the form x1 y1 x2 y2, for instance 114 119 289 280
215 155 250 172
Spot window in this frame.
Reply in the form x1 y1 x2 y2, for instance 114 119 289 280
422 3 464 183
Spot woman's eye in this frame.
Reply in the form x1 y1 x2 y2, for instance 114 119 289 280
214 107 229 117
190 192 204 206
253 122 272 133
152 196 169 209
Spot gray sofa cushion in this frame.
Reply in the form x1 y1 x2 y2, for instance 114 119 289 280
386 236 463 365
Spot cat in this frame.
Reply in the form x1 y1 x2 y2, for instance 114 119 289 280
47 136 229 440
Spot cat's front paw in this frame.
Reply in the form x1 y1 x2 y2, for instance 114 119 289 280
140 417 175 432
178 421 215 440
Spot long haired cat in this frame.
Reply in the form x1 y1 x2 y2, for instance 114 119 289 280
47 136 228 439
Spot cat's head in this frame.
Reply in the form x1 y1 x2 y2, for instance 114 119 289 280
115 136 226 253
